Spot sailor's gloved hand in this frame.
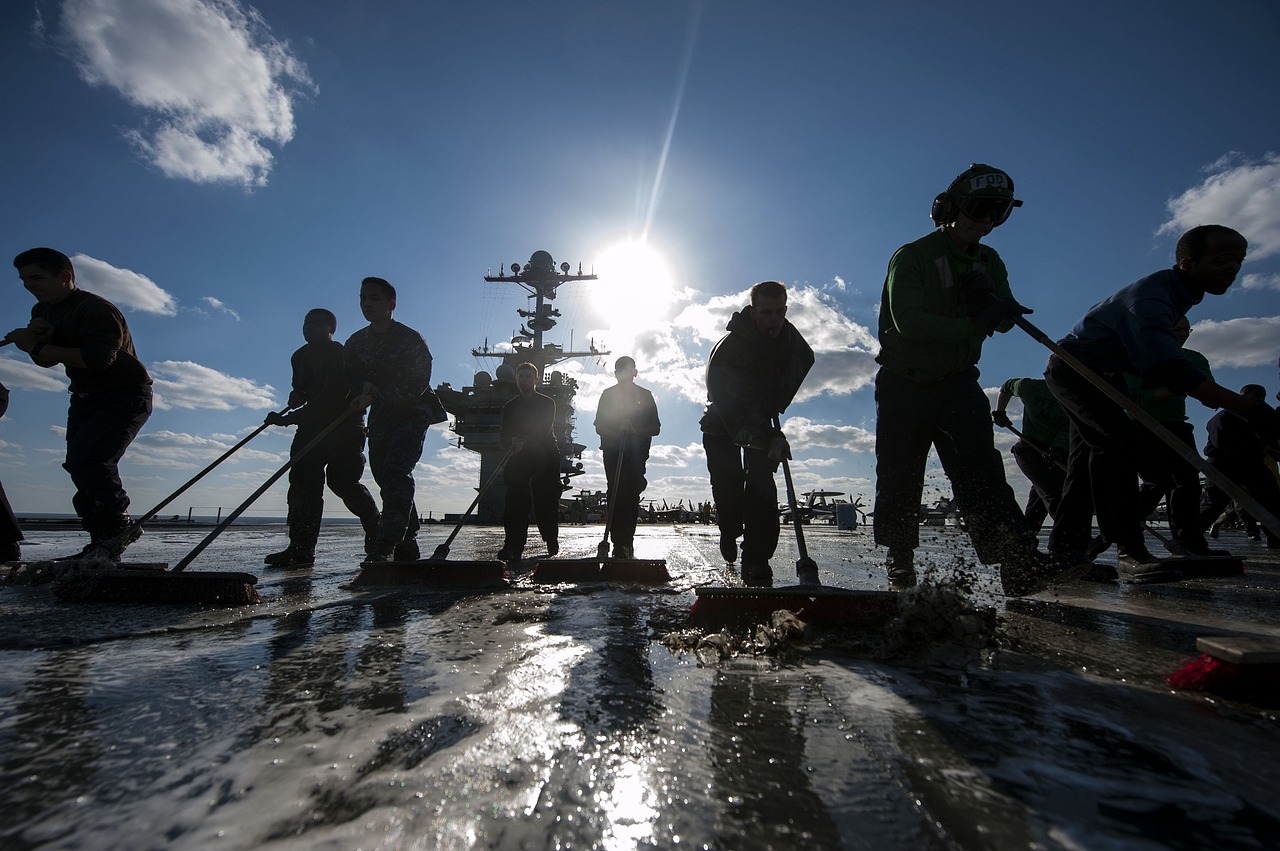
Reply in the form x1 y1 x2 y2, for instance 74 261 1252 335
991 410 1013 429
972 298 1032 336
958 268 997 312
1244 402 1280 442
264 411 289 427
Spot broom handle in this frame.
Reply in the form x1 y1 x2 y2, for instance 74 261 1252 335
171 406 359 572
774 416 809 560
438 444 517 552
1014 315 1280 539
111 405 295 544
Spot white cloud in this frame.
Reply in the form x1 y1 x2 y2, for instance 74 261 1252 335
202 296 241 320
148 359 277 410
127 427 283 469
72 253 177 315
1189 316 1280 368
61 0 313 187
782 415 876 453
0 354 70 392
1159 153 1280 260
1241 272 1280 291
646 441 705 469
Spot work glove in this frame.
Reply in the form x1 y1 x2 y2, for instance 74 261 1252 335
991 410 1013 429
1244 402 1280 442
972 298 1032 336
264 411 289 427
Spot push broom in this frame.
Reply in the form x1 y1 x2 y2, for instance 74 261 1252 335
532 431 671 584
54 407 359 605
349 444 516 588
690 417 899 627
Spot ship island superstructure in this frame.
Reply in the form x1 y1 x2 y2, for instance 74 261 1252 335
435 250 607 523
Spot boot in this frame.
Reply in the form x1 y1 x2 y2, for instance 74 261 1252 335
741 560 773 587
85 513 143 560
392 538 420 562
1117 544 1180 584
361 514 380 557
885 547 916 589
264 546 316 567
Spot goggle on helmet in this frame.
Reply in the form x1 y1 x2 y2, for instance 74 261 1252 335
930 164 1023 228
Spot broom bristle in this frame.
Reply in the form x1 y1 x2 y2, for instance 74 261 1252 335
350 560 508 588
54 570 260 605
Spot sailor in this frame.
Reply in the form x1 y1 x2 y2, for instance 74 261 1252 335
873 164 1064 595
345 277 437 563
594 356 661 559
992 377 1069 535
497 362 561 562
263 308 380 567
6 247 152 560
701 280 814 587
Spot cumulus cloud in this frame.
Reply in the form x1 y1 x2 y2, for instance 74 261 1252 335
1159 153 1280 260
61 0 313 187
1189 316 1280 369
128 427 283 469
1241 272 1280 291
149 360 277 410
0 355 70 392
72 253 177 314
782 415 876 453
202 296 241 319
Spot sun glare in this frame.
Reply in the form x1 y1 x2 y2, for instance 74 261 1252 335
591 240 679 338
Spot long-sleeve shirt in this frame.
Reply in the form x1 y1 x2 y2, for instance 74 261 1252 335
343 320 432 424
700 307 814 450
32 289 150 393
595 383 661 458
280 340 364 435
501 391 558 462
1126 347 1212 424
877 229 1015 383
1057 268 1208 394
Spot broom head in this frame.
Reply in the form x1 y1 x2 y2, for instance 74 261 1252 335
54 569 260 605
691 585 900 627
531 558 670 584
1166 635 1280 699
349 558 509 589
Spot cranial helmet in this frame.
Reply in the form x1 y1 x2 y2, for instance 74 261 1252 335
930 163 1022 227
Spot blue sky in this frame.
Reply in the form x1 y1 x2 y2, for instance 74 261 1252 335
2 0 1278 523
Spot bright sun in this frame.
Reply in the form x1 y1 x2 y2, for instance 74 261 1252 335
591 240 678 337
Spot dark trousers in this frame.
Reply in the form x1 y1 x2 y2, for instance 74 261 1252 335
603 446 647 549
64 388 152 536
287 424 380 551
873 367 1027 563
1133 420 1204 546
1010 440 1066 534
1198 459 1280 547
367 415 428 554
502 451 561 555
1045 355 1143 557
703 431 780 565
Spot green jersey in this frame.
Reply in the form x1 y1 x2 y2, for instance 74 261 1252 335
877 229 1015 382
